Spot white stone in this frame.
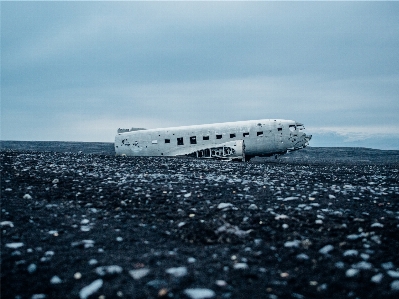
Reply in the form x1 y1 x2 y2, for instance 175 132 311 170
79 279 103 299
50 276 62 284
371 222 384 228
391 280 399 291
319 245 334 255
381 262 395 270
387 271 399 278
166 266 187 277
352 261 373 270
346 268 359 277
360 253 370 260
88 259 98 265
129 268 150 280
284 240 301 248
6 242 24 249
296 253 309 260
217 203 233 210
27 263 37 273
283 196 298 201
343 250 358 257
95 265 123 276
23 194 32 200
371 273 383 283
248 204 258 210
233 263 249 270
1 221 14 227
215 280 227 286
187 257 196 263
184 288 215 299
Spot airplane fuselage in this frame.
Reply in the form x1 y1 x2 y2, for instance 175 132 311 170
115 119 311 161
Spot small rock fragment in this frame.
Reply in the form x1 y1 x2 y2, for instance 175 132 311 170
217 203 233 210
6 242 24 249
248 204 258 210
184 288 215 299
319 245 334 255
129 268 150 280
233 263 249 270
27 263 37 273
50 276 62 284
346 268 359 277
1 221 14 227
391 281 399 291
79 279 103 299
284 240 301 248
95 265 123 276
166 266 187 277
343 250 358 257
387 271 399 278
371 273 383 284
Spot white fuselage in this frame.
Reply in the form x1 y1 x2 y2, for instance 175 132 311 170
115 119 311 160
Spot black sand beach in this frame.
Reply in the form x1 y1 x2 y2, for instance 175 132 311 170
1 142 399 299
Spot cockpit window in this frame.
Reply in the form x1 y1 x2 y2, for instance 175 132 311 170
297 125 304 130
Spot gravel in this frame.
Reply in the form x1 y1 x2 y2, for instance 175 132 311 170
1 143 399 298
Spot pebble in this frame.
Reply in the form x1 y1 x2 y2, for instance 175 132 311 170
23 194 32 200
248 204 258 210
218 203 233 210
284 240 301 248
319 245 334 255
188 257 196 263
371 273 383 283
371 223 384 228
129 268 150 280
6 242 24 249
166 266 187 277
88 259 98 265
381 262 395 270
387 271 399 278
27 263 37 273
50 276 62 284
296 254 309 260
1 221 14 227
352 261 372 270
95 265 123 276
79 279 103 299
391 281 399 291
346 269 359 277
184 288 216 299
343 250 358 257
233 263 249 270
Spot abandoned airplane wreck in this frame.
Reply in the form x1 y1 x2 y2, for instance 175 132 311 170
115 119 312 161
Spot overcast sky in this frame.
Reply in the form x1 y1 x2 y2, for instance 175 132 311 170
2 1 399 149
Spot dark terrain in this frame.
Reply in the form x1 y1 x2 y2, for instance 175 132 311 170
1 141 399 299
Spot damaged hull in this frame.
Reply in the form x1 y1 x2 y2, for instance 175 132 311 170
115 119 311 161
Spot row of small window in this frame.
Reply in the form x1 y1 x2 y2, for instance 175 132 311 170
163 131 266 145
